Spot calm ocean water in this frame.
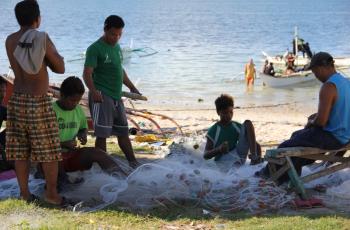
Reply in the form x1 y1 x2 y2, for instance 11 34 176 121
1 0 350 108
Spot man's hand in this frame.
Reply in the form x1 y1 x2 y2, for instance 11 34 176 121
305 113 317 128
92 90 103 103
130 87 141 95
77 129 88 145
307 113 317 122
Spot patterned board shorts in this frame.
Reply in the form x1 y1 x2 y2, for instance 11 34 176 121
6 93 62 162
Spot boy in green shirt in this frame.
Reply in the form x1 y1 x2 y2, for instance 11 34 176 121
53 77 126 177
204 94 262 167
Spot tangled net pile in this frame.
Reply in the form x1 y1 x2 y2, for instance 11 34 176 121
0 137 295 213
96 138 294 213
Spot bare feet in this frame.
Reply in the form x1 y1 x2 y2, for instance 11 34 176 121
20 192 35 202
44 191 63 205
128 160 140 169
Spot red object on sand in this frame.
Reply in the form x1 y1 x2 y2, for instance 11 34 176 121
293 198 324 209
0 170 16 181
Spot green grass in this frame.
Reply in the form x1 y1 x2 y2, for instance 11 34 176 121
0 199 349 229
84 136 154 159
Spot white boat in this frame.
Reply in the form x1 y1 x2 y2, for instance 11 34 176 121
333 57 350 67
260 71 316 88
263 52 350 70
262 27 350 69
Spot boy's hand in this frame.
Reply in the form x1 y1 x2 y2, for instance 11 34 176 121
63 140 77 150
77 129 88 145
219 142 229 154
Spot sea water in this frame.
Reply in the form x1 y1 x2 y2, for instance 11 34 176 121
0 0 349 108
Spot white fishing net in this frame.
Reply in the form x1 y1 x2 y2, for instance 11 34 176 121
302 166 350 199
93 137 293 213
1 136 349 213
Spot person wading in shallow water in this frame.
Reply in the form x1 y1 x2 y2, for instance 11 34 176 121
244 59 256 89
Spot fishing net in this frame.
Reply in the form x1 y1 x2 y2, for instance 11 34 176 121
1 136 349 213
83 136 294 213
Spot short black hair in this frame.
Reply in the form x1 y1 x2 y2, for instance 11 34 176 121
215 94 234 112
104 15 125 30
15 0 40 27
60 76 85 97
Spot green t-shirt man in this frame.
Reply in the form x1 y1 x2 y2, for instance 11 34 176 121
52 102 87 143
206 121 242 161
84 39 123 100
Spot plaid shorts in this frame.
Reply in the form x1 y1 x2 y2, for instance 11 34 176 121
89 92 129 138
6 93 62 162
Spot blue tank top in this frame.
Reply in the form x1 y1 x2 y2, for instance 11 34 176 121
324 73 350 144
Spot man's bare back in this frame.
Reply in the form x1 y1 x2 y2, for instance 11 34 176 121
6 29 65 95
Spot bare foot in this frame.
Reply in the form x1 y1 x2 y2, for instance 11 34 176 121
128 160 141 169
44 192 63 205
19 192 33 201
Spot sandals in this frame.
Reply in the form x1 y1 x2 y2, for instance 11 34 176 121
22 193 40 203
44 196 76 209
22 193 76 209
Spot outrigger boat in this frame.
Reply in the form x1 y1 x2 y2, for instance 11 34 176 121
259 70 316 88
262 27 350 70
260 27 350 87
0 72 183 136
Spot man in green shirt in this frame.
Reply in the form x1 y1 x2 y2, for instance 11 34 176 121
83 15 141 168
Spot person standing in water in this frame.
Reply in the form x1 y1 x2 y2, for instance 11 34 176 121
244 59 256 88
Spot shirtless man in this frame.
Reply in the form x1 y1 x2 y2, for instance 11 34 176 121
5 0 65 205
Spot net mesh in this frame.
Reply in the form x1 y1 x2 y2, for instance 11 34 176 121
1 136 349 213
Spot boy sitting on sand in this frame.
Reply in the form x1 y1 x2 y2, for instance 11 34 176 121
204 94 262 167
36 76 127 184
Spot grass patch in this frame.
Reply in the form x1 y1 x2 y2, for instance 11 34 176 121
84 135 154 159
0 199 349 229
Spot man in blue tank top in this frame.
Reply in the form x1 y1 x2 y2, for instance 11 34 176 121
257 52 350 183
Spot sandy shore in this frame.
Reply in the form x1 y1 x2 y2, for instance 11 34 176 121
131 100 317 148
